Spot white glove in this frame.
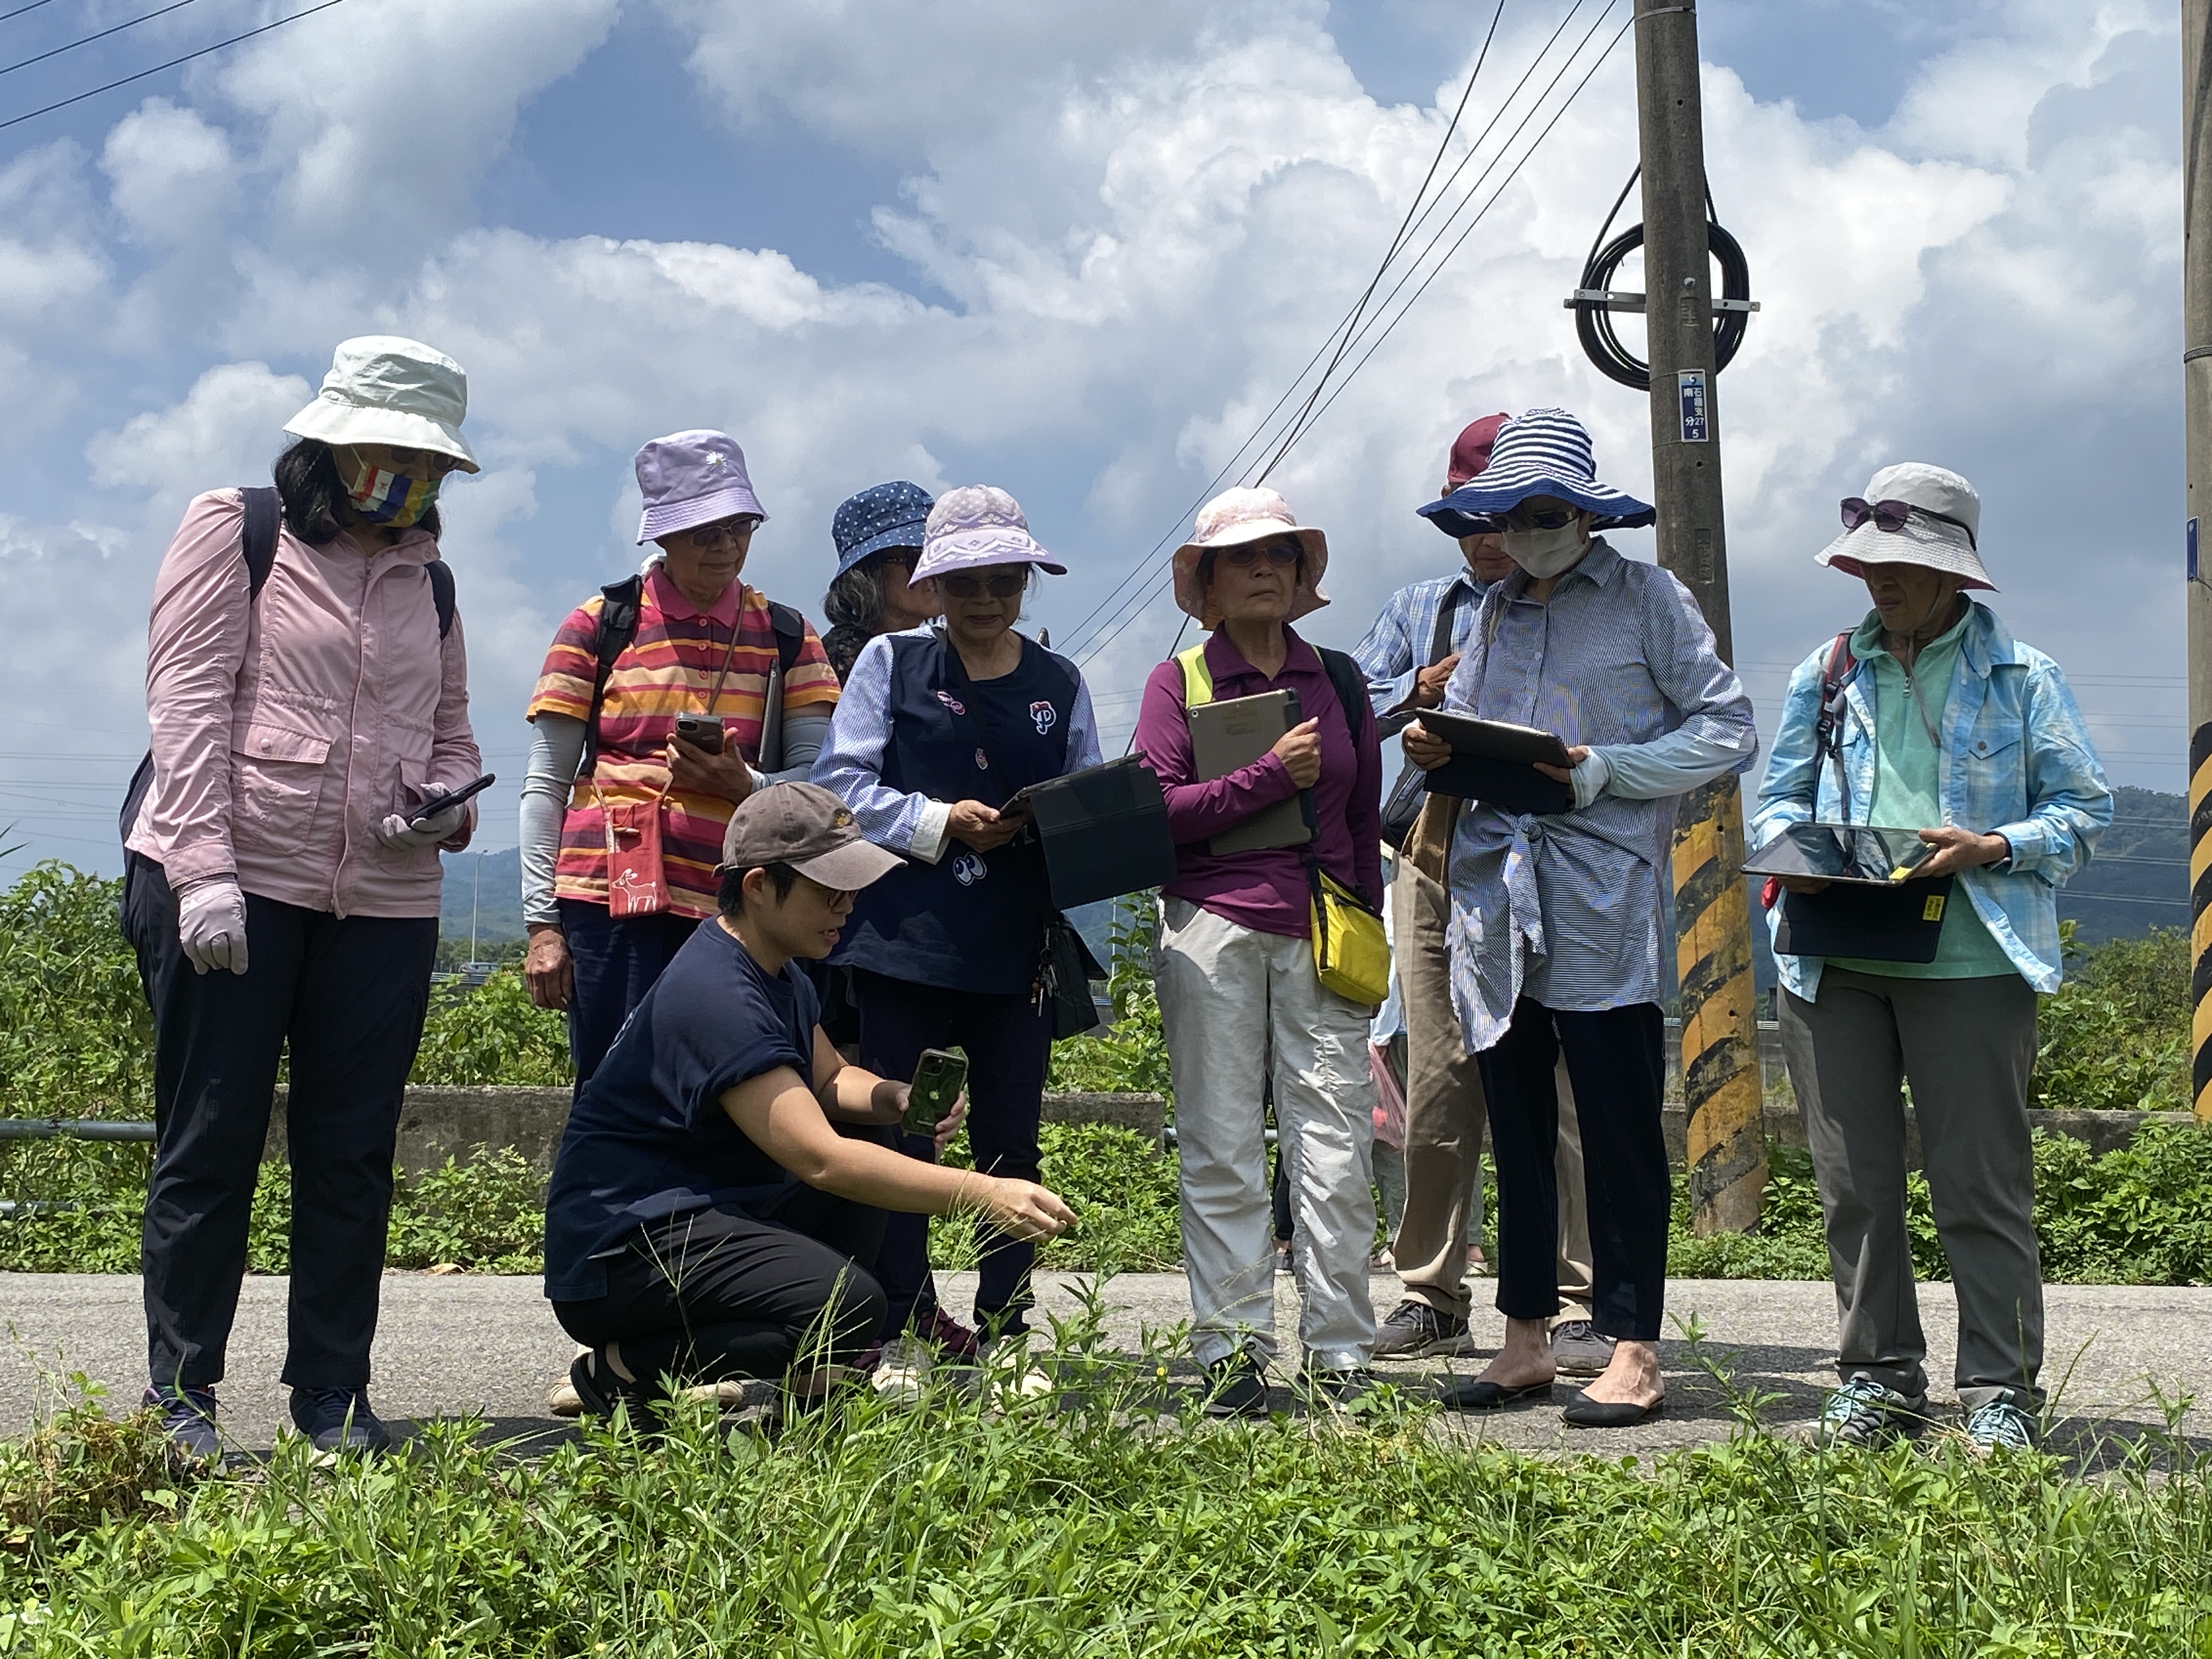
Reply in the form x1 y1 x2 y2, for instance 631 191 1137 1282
176 878 250 976
376 803 465 851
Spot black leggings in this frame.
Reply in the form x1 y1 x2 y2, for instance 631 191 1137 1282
552 1187 890 1388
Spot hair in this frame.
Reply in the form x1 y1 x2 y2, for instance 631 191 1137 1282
1195 540 1305 594
274 437 442 544
717 860 803 918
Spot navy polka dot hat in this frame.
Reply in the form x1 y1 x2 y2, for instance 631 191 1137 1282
832 481 935 578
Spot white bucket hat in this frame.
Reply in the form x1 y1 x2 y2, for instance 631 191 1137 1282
283 336 479 473
1171 486 1329 628
1816 461 1991 590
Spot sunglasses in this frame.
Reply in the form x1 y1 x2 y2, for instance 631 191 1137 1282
1840 497 1976 548
1502 505 1580 532
1218 541 1301 568
685 516 761 549
940 572 1026 599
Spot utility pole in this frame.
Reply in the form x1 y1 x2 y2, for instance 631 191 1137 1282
2186 0 2212 1124
1633 0 1767 1229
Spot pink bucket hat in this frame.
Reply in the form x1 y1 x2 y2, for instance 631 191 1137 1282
1171 486 1330 629
913 484 1066 581
634 430 768 545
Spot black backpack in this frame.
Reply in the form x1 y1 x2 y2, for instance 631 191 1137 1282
578 574 807 776
118 487 455 845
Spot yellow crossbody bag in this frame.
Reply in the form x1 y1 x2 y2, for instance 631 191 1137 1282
1176 641 1389 1006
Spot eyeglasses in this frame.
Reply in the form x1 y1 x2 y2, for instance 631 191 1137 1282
1841 497 1976 549
877 549 918 570
940 572 1026 599
686 516 761 549
1502 505 1579 532
1218 541 1301 568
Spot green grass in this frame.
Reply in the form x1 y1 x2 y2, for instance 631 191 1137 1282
5 1308 2212 1656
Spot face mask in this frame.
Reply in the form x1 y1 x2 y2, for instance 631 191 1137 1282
336 450 442 527
1500 522 1587 578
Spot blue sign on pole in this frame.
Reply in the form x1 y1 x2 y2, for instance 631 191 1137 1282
1678 370 1709 443
2191 516 2200 583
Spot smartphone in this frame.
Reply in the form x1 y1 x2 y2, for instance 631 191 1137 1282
674 712 724 754
902 1048 968 1137
408 772 495 826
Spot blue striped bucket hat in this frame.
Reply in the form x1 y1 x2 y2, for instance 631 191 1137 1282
1417 407 1654 535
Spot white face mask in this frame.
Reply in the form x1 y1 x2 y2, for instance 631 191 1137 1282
1501 522 1588 578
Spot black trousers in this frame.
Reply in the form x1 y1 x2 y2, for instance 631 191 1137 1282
551 1188 889 1385
854 969 1052 1339
558 898 700 1087
1477 998 1668 1340
123 856 438 1389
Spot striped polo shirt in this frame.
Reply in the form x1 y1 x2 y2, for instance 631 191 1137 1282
528 567 839 918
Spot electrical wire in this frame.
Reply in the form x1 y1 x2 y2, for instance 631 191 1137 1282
0 0 63 22
0 0 201 79
0 0 348 132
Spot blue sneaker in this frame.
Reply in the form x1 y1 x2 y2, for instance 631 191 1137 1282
1963 1398 2040 1454
287 1386 396 1455
144 1382 221 1462
1813 1375 1928 1448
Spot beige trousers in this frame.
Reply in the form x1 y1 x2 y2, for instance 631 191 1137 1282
1390 852 1594 1323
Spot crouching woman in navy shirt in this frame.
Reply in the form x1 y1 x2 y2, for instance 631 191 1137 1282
813 486 1102 1376
543 782 1074 1416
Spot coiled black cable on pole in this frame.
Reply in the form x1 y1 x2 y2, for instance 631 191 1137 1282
1571 166 1753 390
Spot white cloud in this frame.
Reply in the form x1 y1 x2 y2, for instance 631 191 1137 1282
86 361 311 515
100 100 238 248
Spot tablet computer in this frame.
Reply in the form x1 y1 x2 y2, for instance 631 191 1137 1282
1414 710 1572 769
1743 823 1936 887
1407 711 1573 816
1187 689 1313 855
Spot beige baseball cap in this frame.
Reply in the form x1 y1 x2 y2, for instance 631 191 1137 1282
715 782 904 890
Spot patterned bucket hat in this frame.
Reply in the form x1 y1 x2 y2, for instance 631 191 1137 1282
913 485 1066 581
832 481 934 578
1417 407 1654 534
1171 486 1330 628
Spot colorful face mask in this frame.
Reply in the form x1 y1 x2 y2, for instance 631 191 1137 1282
337 450 443 526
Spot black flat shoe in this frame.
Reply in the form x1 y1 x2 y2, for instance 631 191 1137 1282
1440 1377 1555 1412
1560 1391 1666 1428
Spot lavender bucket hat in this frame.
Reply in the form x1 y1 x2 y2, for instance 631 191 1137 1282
913 485 1066 581
635 430 768 544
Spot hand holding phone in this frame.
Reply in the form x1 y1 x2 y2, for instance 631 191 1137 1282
902 1048 968 1137
408 772 495 827
674 712 724 755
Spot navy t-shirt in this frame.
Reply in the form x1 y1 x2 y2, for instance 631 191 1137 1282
543 918 820 1302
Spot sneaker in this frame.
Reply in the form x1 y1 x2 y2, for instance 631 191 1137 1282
1202 1354 1272 1418
1550 1319 1618 1378
980 1335 1055 1401
1370 1299 1474 1360
144 1383 221 1463
872 1335 934 1405
917 1307 981 1362
1963 1398 2040 1454
287 1386 396 1455
1812 1376 1929 1448
1299 1366 1380 1410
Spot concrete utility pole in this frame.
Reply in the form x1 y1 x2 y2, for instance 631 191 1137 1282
1632 0 1767 1229
2186 0 2212 1124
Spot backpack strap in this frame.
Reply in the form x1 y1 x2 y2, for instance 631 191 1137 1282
1812 630 1857 819
765 599 805 676
577 574 645 780
1427 580 1470 667
426 560 455 639
1316 646 1369 752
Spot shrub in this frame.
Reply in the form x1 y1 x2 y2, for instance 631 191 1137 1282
2033 923 2190 1111
410 969 574 1087
0 863 151 1120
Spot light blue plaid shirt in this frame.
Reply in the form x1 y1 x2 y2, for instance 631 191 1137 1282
1439 541 1758 1050
1750 601 2111 998
1351 569 1485 730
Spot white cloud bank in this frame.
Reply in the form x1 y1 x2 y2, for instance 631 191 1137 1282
0 0 2183 871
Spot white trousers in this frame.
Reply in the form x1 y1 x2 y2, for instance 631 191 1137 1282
1156 898 1378 1371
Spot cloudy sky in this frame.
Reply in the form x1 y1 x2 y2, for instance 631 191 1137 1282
0 0 2183 880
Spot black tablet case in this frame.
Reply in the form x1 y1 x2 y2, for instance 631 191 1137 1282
1772 874 1956 963
1018 755 1179 910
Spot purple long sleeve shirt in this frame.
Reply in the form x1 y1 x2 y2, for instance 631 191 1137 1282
1133 625 1383 939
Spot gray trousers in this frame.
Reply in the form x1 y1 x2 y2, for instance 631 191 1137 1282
1780 968 2042 1412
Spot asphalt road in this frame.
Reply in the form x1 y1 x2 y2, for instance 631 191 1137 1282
5 1269 2207 1460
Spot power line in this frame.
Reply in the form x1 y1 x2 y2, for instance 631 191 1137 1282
0 0 201 80
0 0 348 132
0 0 63 22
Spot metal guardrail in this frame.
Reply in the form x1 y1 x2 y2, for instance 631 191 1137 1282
0 1118 156 1142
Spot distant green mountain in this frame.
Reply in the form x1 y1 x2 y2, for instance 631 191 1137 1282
439 847 527 947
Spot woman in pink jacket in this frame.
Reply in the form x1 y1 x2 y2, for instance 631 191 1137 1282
120 336 483 1459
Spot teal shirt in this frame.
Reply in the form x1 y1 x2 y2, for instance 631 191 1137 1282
1828 607 2017 980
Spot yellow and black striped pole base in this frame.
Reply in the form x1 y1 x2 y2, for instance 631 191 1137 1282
2193 723 2212 1122
1671 772 1769 1233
